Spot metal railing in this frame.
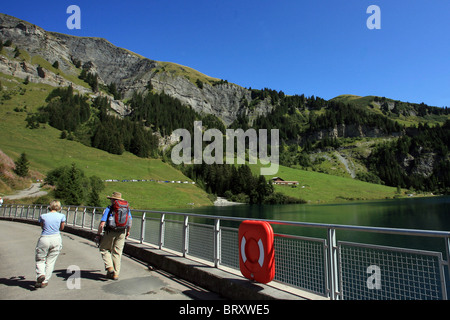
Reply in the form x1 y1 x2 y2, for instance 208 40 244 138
1 203 450 300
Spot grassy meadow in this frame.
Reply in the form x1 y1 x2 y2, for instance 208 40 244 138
0 73 405 211
249 163 400 204
0 75 213 209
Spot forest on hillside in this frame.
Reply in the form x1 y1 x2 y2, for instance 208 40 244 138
26 86 159 158
24 84 450 196
232 88 450 194
22 86 304 204
180 163 305 204
367 121 450 193
25 86 226 159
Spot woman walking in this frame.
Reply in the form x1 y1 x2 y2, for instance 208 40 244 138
35 200 66 288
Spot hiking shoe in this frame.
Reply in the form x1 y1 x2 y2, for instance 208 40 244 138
41 282 48 288
35 275 45 288
106 268 115 279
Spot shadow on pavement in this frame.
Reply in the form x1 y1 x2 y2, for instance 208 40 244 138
53 269 108 282
0 276 37 292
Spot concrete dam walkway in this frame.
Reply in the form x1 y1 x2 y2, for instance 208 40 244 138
0 220 222 300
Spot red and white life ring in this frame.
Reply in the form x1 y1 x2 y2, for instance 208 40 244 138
240 236 265 269
238 220 275 284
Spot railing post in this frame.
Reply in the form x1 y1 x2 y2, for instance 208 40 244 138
73 207 78 226
81 207 87 228
445 236 450 300
159 213 165 249
182 216 189 257
214 218 220 268
90 208 96 230
327 227 340 300
66 206 71 224
140 212 146 244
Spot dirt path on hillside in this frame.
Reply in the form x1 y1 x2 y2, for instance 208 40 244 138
334 152 356 179
3 183 48 200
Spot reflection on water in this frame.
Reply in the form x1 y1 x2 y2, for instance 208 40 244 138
181 196 450 229
179 196 450 252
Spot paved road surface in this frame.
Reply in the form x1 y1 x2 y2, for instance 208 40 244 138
0 220 222 300
3 183 47 200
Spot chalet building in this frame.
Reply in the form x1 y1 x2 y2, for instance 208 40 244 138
271 177 299 186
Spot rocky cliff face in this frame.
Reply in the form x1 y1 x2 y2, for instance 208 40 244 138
0 13 272 125
309 124 386 140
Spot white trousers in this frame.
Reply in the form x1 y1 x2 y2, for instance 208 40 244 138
35 234 62 283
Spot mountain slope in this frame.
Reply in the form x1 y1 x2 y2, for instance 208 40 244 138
331 94 449 127
0 73 403 206
0 76 213 209
1 12 449 203
0 13 273 125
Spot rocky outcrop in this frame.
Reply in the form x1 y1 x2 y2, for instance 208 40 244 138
402 151 438 179
0 54 89 93
306 123 399 142
0 13 272 125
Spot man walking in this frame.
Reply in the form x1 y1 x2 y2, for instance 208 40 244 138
95 192 132 280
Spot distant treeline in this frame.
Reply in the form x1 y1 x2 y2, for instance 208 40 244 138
91 96 159 157
249 96 403 144
180 163 305 205
26 86 90 132
25 84 450 195
128 91 226 135
308 101 403 134
238 88 448 145
26 86 159 158
232 93 325 140
233 88 450 194
367 121 450 193
373 96 449 117
45 163 105 206
25 86 225 159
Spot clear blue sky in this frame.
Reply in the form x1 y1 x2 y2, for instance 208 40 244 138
2 0 449 107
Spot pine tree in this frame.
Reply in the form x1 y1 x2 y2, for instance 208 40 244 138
86 176 105 207
14 152 29 177
256 175 271 204
13 46 20 58
37 65 45 78
55 163 85 205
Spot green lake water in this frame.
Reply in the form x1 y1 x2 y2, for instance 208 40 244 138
182 195 450 252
